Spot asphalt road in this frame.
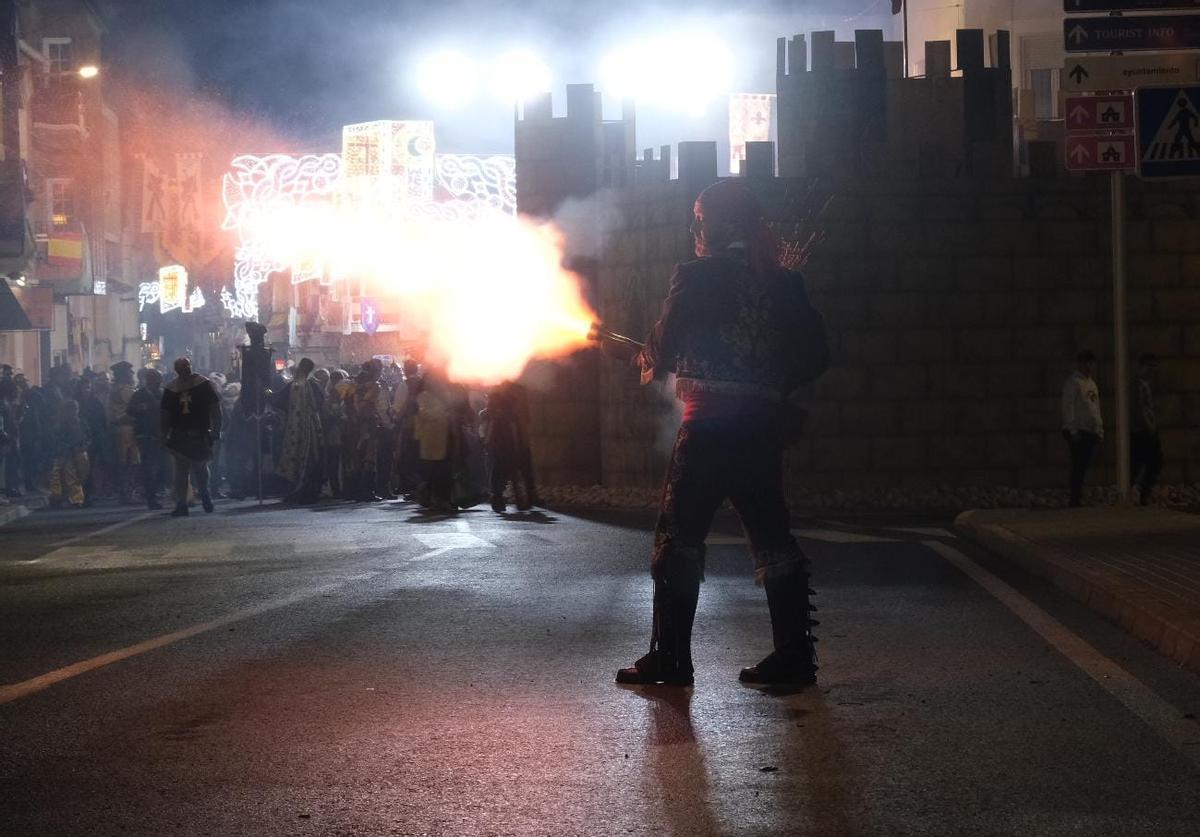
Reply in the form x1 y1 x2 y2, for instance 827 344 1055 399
1 500 1199 836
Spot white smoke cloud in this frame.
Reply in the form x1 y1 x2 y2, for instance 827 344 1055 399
551 188 624 261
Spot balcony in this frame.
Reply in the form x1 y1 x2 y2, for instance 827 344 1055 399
31 85 85 132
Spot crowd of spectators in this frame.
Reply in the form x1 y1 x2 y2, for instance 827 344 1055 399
0 356 538 516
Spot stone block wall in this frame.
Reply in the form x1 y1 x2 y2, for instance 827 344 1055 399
514 84 635 486
594 180 696 487
583 174 1200 494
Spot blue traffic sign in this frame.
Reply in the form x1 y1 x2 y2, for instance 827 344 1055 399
1137 86 1200 177
1065 14 1200 52
1066 1 1200 12
361 297 381 334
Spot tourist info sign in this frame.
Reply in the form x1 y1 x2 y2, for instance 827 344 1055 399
1137 86 1200 177
1065 1 1200 12
1065 15 1200 53
1063 54 1200 92
1066 93 1136 130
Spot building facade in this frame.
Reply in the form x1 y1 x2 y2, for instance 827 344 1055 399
0 0 142 384
901 0 1065 119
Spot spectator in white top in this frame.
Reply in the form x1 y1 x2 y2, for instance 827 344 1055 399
1131 353 1162 506
1062 349 1103 507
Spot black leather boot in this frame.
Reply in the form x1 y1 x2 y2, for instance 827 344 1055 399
617 570 701 687
740 568 818 688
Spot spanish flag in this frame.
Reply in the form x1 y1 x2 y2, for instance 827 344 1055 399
47 232 83 267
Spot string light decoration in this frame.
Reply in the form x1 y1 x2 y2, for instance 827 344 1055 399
137 281 160 312
435 154 517 216
220 153 342 319
219 124 517 320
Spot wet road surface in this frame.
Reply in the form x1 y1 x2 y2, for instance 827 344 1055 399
1 501 1199 836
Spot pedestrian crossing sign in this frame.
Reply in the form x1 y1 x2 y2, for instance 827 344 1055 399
1137 86 1200 178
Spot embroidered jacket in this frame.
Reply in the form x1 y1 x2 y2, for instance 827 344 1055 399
638 251 826 402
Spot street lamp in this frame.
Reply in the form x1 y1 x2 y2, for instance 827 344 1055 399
78 65 99 79
493 50 551 103
600 32 734 116
416 50 478 110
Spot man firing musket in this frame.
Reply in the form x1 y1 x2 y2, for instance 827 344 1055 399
593 179 829 688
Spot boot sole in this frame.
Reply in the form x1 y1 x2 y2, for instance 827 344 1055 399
615 671 694 687
738 673 817 689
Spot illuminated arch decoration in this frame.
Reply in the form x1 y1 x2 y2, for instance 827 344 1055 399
219 123 517 321
220 153 343 319
137 281 160 312
432 154 517 218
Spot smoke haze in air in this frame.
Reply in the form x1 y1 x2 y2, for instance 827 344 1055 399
100 0 893 155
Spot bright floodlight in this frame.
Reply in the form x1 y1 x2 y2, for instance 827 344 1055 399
78 65 99 79
417 50 479 109
493 50 552 103
600 32 734 116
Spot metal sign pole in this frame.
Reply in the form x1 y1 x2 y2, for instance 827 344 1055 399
1112 170 1131 502
256 412 264 506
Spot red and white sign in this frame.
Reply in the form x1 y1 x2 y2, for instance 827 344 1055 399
1065 134 1137 171
1065 94 1135 131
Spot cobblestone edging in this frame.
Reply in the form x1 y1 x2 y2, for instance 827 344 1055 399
538 483 1200 513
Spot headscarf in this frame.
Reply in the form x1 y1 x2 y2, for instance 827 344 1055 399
694 179 780 279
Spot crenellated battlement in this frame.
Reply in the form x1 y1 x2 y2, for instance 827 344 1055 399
777 28 1013 179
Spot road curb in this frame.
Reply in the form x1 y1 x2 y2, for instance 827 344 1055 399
955 510 1200 675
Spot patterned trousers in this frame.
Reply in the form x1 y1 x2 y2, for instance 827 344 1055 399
653 415 808 585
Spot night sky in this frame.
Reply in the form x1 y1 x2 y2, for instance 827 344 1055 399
99 0 893 154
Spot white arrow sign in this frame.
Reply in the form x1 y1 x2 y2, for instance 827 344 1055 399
1070 144 1091 163
1070 104 1090 124
1069 24 1090 45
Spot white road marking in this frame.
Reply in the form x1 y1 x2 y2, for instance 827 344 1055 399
414 532 494 550
888 526 951 538
29 545 122 565
0 544 464 706
706 529 904 546
795 528 897 544
927 540 1200 766
47 511 156 551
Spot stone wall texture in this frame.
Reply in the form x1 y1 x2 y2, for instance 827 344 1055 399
554 174 1200 496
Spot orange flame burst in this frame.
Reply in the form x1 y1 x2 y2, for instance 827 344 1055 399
382 215 597 384
255 208 598 385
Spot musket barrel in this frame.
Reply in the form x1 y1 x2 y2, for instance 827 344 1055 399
587 322 644 350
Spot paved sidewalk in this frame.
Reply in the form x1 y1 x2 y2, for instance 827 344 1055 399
956 507 1200 674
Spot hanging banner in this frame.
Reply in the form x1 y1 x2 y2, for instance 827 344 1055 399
729 94 775 174
176 152 203 231
141 158 167 233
